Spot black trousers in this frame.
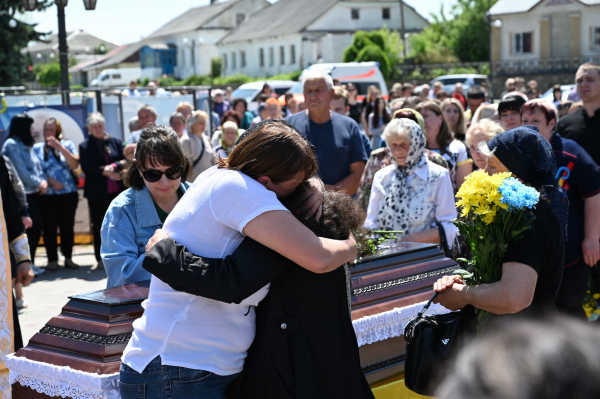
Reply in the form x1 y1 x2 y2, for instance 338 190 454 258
25 193 43 264
555 259 591 320
40 192 79 262
88 193 119 261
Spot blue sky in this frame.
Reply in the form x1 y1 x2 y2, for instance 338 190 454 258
19 0 457 46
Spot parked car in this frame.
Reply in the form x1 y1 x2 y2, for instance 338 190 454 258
429 74 493 99
541 84 576 102
284 62 389 106
91 68 142 87
231 80 297 111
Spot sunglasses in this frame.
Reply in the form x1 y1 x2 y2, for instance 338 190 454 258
141 166 184 182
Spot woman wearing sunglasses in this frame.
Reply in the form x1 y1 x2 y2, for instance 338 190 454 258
101 125 190 288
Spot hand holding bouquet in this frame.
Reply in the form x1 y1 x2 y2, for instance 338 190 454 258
453 170 540 326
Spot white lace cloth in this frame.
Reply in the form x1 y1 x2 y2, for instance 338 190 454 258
5 354 119 399
4 301 450 398
352 300 452 347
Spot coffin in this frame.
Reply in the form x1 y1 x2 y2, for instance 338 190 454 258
8 242 456 398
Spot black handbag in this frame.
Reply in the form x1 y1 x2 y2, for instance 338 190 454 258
403 292 466 396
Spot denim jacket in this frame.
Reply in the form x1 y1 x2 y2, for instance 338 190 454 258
2 137 46 194
101 182 190 288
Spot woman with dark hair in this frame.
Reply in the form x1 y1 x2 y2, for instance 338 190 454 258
441 98 467 141
2 114 48 267
79 112 127 270
434 126 565 318
118 120 357 399
415 101 472 192
101 125 191 288
367 97 390 149
33 118 80 271
498 94 526 131
346 83 367 132
552 84 563 107
232 98 254 129
260 83 272 97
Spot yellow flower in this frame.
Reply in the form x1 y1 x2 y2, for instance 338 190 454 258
455 170 513 224
593 293 600 300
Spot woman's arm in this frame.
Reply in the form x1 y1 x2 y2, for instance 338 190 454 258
433 262 537 314
364 172 383 229
401 228 440 244
455 161 473 191
50 138 79 169
143 235 293 304
101 212 150 288
583 193 600 266
3 142 44 188
242 210 356 274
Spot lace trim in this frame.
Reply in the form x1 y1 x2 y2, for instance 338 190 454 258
5 354 119 399
352 300 451 347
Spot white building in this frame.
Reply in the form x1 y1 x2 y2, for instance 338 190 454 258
218 0 429 77
141 0 270 79
489 0 600 65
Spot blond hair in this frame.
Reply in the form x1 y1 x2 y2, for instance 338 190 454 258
440 98 466 137
465 119 504 147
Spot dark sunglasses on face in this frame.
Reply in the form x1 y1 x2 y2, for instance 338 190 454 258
141 166 184 182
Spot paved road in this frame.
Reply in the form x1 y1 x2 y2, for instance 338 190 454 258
18 245 108 346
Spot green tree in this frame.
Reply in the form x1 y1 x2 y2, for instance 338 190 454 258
409 0 497 63
342 26 402 79
210 58 223 79
34 62 66 87
356 46 391 80
95 43 108 55
0 0 53 86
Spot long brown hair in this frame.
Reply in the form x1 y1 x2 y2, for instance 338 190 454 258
43 117 63 161
372 97 390 128
440 98 466 137
415 101 454 156
217 120 318 183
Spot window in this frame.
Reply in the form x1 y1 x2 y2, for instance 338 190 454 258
269 47 274 66
223 54 228 70
241 51 246 68
236 13 245 25
513 32 533 54
290 45 296 64
351 8 359 19
112 74 121 79
232 52 236 70
280 46 285 65
259 48 264 67
383 8 390 20
594 27 600 50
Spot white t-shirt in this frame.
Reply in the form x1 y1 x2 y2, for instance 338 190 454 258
122 166 288 375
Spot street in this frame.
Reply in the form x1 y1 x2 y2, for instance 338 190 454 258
18 245 107 346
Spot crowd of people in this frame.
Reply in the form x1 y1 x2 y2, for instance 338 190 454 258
2 59 600 398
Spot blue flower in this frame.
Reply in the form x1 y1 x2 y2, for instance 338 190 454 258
498 178 540 210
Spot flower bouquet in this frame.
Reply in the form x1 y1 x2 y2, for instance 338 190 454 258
583 278 600 321
453 170 540 326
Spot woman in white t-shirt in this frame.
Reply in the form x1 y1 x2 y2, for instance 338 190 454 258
119 120 357 399
415 101 473 192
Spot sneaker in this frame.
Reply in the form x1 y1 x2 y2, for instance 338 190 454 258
91 259 104 270
46 261 59 271
64 259 80 269
30 264 45 276
16 298 28 309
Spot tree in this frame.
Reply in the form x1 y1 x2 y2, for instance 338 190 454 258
342 26 402 80
34 62 66 88
0 0 53 86
409 0 498 63
210 58 223 79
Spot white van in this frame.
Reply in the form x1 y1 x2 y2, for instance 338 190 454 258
289 62 389 100
231 80 297 111
91 68 142 87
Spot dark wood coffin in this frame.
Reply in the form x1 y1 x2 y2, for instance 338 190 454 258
12 242 456 397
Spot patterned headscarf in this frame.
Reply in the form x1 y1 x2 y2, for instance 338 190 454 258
392 108 426 136
377 119 428 232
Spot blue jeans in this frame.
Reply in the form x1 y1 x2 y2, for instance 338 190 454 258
119 356 239 399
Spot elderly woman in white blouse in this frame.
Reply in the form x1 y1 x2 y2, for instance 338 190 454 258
365 118 458 245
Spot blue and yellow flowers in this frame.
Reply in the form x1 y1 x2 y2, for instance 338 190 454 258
454 170 540 328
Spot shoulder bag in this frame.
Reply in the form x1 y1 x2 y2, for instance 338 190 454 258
403 292 466 396
193 135 206 167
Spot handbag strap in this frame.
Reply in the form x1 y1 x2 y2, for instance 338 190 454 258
192 136 206 167
417 292 439 318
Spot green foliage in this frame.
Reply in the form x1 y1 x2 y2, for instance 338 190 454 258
356 45 391 80
342 26 402 79
182 75 211 86
34 62 66 87
140 77 151 86
1 0 53 85
409 0 498 63
210 58 222 79
268 70 302 81
354 229 404 264
95 43 108 55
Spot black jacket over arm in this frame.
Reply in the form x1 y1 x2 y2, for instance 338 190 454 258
143 238 374 399
79 136 125 198
0 157 27 275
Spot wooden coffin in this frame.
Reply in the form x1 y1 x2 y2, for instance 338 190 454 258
11 242 456 397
